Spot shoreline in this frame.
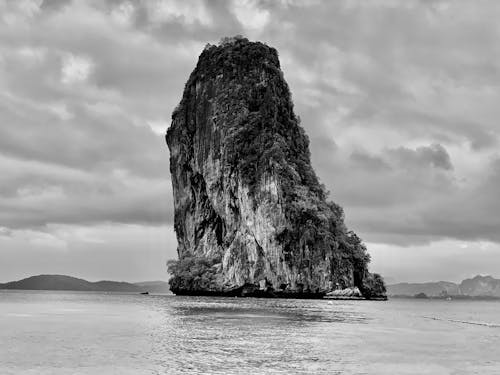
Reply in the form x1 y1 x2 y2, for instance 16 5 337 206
172 287 388 301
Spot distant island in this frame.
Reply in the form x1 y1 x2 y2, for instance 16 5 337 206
0 275 171 293
387 275 500 299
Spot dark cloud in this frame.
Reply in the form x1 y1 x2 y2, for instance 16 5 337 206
387 143 453 171
350 151 391 171
0 156 174 230
331 155 500 246
0 100 166 177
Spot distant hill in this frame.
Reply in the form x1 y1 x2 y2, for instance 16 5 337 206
387 281 460 297
0 275 170 293
460 275 500 297
387 275 500 298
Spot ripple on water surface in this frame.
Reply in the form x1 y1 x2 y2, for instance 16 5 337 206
1 291 499 374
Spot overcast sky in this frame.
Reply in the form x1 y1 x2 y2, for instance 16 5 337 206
1 0 499 283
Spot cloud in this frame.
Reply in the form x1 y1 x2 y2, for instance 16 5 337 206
0 155 174 230
231 0 270 31
1 0 499 281
350 151 391 172
387 143 453 171
369 239 500 283
61 53 94 84
148 0 212 27
0 223 178 282
110 1 134 27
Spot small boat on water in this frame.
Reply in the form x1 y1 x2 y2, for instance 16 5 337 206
140 292 149 295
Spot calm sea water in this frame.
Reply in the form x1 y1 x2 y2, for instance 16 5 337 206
0 291 499 374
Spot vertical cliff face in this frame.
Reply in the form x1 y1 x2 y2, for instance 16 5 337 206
166 37 385 298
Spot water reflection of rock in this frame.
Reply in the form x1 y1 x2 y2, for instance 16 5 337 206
166 297 370 325
148 295 372 373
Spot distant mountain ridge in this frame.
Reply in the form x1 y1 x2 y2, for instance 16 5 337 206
387 281 460 297
387 275 500 297
460 275 500 296
0 275 170 293
4 274 497 297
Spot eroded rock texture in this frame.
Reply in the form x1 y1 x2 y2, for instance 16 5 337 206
166 37 385 299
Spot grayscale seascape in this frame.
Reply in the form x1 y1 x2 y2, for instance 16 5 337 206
2 1 500 373
1 290 499 375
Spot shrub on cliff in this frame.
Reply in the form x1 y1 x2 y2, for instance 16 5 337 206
359 273 387 299
167 256 220 292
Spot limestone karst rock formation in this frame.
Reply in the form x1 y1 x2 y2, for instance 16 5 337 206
166 37 386 299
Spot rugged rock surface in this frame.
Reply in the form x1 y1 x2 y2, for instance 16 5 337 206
166 36 385 299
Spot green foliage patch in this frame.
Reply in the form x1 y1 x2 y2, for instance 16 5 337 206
359 273 387 299
167 256 221 292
